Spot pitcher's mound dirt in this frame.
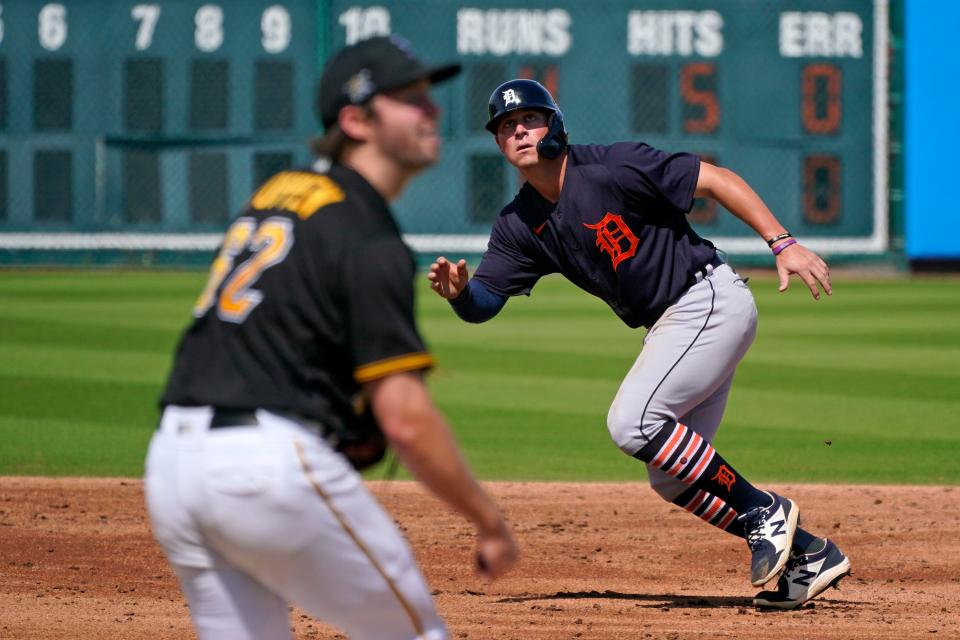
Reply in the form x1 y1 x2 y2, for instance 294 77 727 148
1 478 957 639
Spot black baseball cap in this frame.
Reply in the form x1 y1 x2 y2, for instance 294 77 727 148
317 35 461 130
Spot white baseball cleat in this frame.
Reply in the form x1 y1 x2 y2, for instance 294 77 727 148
753 538 852 610
738 491 799 586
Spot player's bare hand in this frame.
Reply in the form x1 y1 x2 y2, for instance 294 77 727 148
775 243 832 300
427 256 470 300
475 522 518 581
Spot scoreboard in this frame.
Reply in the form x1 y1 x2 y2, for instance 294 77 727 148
0 1 316 235
0 0 888 258
335 0 889 255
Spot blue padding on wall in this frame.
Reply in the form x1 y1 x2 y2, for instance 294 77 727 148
906 1 960 258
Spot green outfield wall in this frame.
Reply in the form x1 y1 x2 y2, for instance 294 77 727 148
0 0 900 266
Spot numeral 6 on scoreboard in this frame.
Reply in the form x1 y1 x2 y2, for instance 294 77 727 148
39 3 68 51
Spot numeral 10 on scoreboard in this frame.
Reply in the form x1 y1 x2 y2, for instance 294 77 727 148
0 3 294 53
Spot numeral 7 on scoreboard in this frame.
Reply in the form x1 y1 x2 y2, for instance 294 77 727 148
131 4 160 51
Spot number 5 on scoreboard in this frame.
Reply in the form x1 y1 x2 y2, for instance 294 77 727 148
193 217 295 323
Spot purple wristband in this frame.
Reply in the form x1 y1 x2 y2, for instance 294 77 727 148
772 237 798 256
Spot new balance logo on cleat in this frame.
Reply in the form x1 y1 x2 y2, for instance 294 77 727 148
769 519 787 538
754 538 852 610
738 491 799 587
793 567 818 587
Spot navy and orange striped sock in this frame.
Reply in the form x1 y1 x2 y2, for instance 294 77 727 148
672 487 745 538
634 421 769 513
671 486 820 550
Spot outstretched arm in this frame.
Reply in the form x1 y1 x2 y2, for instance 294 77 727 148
367 372 518 580
428 257 507 322
695 162 832 300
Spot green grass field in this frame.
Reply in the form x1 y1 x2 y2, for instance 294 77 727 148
1 269 958 484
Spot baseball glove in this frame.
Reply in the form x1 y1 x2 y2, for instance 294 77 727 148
329 400 387 471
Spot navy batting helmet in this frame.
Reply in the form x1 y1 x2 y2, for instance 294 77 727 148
485 79 567 159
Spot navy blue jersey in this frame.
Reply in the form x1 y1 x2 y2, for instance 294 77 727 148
472 142 717 328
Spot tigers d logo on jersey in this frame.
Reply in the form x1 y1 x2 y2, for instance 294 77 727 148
583 212 639 269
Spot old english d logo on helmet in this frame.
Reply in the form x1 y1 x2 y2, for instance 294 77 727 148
501 88 522 107
485 79 568 159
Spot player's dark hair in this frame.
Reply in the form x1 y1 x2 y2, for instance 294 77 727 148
310 125 348 160
309 104 376 161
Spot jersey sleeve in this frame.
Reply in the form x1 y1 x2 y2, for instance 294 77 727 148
449 279 508 323
343 235 434 384
606 142 701 213
472 212 549 297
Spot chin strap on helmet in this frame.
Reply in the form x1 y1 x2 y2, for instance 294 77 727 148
536 111 567 159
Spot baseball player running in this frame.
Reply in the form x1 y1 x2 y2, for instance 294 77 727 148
428 79 850 609
145 37 517 640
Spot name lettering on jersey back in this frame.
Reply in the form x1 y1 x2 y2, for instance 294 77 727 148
583 212 639 270
250 172 346 220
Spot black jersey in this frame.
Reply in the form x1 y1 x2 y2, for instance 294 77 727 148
161 161 433 436
472 142 717 328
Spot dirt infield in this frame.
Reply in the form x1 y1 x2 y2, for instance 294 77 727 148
1 478 957 639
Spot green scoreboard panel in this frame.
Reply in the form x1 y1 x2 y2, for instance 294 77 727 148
0 0 316 235
0 0 888 259
329 0 888 256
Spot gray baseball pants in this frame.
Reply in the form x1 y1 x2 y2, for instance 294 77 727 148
606 264 758 501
